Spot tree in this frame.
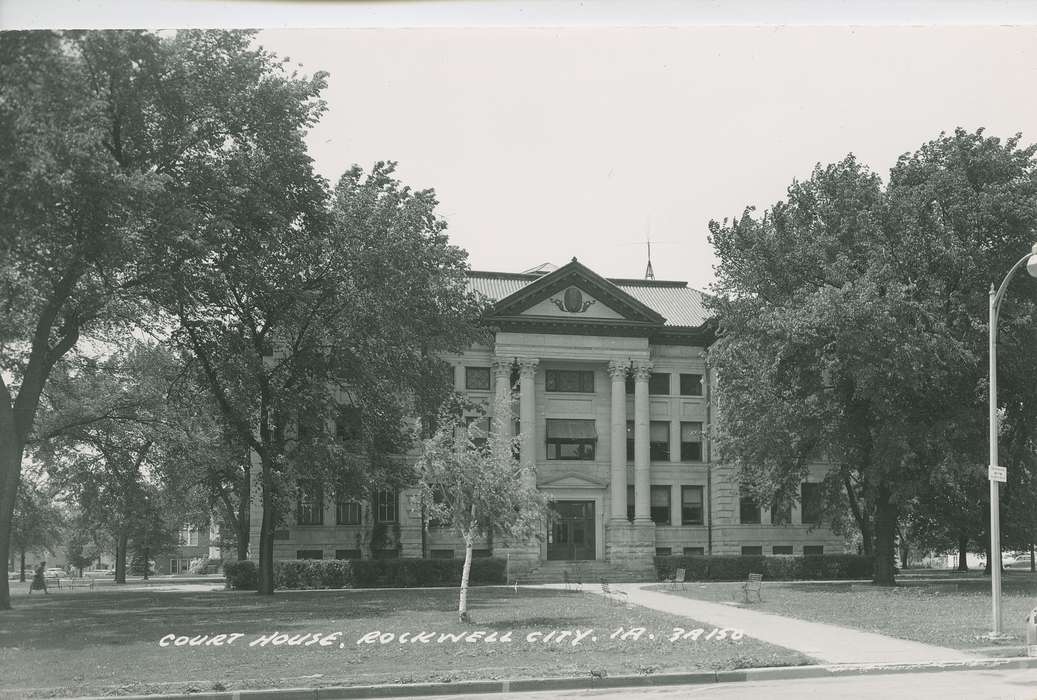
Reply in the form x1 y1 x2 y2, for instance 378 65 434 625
10 478 65 581
160 161 486 595
707 129 1037 586
36 341 214 583
414 393 549 623
0 29 331 609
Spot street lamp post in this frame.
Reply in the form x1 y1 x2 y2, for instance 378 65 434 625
987 242 1037 637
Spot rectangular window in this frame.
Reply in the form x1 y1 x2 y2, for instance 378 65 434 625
680 422 703 462
626 420 635 461
273 529 290 541
335 494 361 525
545 419 596 460
627 484 635 522
430 549 454 559
649 372 670 395
680 373 704 396
741 546 763 556
296 481 324 525
625 375 635 395
683 547 705 556
801 483 822 525
472 549 492 558
739 491 761 524
178 527 198 547
465 367 491 391
803 545 824 556
373 549 399 560
296 550 323 560
681 486 704 525
772 545 793 555
545 369 594 393
655 547 672 556
376 489 398 523
650 421 670 461
650 485 671 525
335 405 362 442
335 549 362 560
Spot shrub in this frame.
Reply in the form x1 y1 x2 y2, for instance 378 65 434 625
222 557 507 590
349 557 506 588
654 554 873 582
275 559 352 589
223 560 259 590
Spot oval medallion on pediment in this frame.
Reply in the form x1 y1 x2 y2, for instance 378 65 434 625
563 287 583 312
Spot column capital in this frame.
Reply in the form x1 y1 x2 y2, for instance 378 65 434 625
517 358 539 376
492 357 513 377
633 361 654 381
607 359 630 380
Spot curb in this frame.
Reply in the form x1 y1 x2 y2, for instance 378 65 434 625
72 656 1037 700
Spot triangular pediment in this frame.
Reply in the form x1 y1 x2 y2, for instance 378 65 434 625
488 259 666 327
539 471 609 489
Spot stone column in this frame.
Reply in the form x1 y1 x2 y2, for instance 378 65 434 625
498 357 541 576
518 359 539 468
633 361 653 523
492 358 513 440
608 360 629 522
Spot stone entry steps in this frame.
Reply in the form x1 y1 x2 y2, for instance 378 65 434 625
519 560 652 584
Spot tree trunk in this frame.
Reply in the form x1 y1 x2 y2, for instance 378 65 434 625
872 483 897 586
458 534 474 624
957 536 969 571
19 549 26 582
257 453 275 596
0 414 25 610
115 532 128 584
1030 543 1035 573
237 459 250 561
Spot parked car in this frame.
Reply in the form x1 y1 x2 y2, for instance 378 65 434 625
1005 556 1033 570
44 568 65 578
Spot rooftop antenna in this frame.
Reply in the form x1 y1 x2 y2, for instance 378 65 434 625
644 223 656 280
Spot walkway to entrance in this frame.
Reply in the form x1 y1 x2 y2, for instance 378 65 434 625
557 582 978 664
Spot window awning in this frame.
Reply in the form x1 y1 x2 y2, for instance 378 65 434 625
546 419 597 439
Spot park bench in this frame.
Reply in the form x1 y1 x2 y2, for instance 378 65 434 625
44 576 61 590
741 573 763 603
65 577 95 591
600 579 628 606
665 567 687 591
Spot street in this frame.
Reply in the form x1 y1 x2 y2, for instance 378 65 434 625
395 668 1037 700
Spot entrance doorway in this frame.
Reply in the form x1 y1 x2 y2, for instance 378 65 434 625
547 500 596 560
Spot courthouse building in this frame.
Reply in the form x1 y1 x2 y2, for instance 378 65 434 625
251 258 845 573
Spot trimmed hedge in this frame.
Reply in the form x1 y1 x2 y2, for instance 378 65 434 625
224 560 259 590
223 557 507 591
654 554 873 582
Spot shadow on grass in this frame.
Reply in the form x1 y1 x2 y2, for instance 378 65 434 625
0 586 586 653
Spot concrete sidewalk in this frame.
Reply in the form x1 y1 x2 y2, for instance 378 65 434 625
578 583 978 665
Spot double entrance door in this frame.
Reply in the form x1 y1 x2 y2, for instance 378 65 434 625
547 500 595 561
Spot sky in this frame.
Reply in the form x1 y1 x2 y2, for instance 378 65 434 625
5 2 1037 291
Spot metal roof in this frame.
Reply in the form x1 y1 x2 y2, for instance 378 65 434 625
467 270 710 328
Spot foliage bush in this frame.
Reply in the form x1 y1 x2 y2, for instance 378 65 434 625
222 557 507 590
654 554 873 582
223 560 259 590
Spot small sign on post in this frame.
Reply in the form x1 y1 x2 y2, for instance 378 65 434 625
989 465 1007 482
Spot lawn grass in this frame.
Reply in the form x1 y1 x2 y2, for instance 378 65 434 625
654 570 1037 654
0 586 810 698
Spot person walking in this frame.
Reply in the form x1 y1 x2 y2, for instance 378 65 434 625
29 562 48 594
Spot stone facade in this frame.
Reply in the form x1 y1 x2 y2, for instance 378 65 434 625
247 259 846 570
